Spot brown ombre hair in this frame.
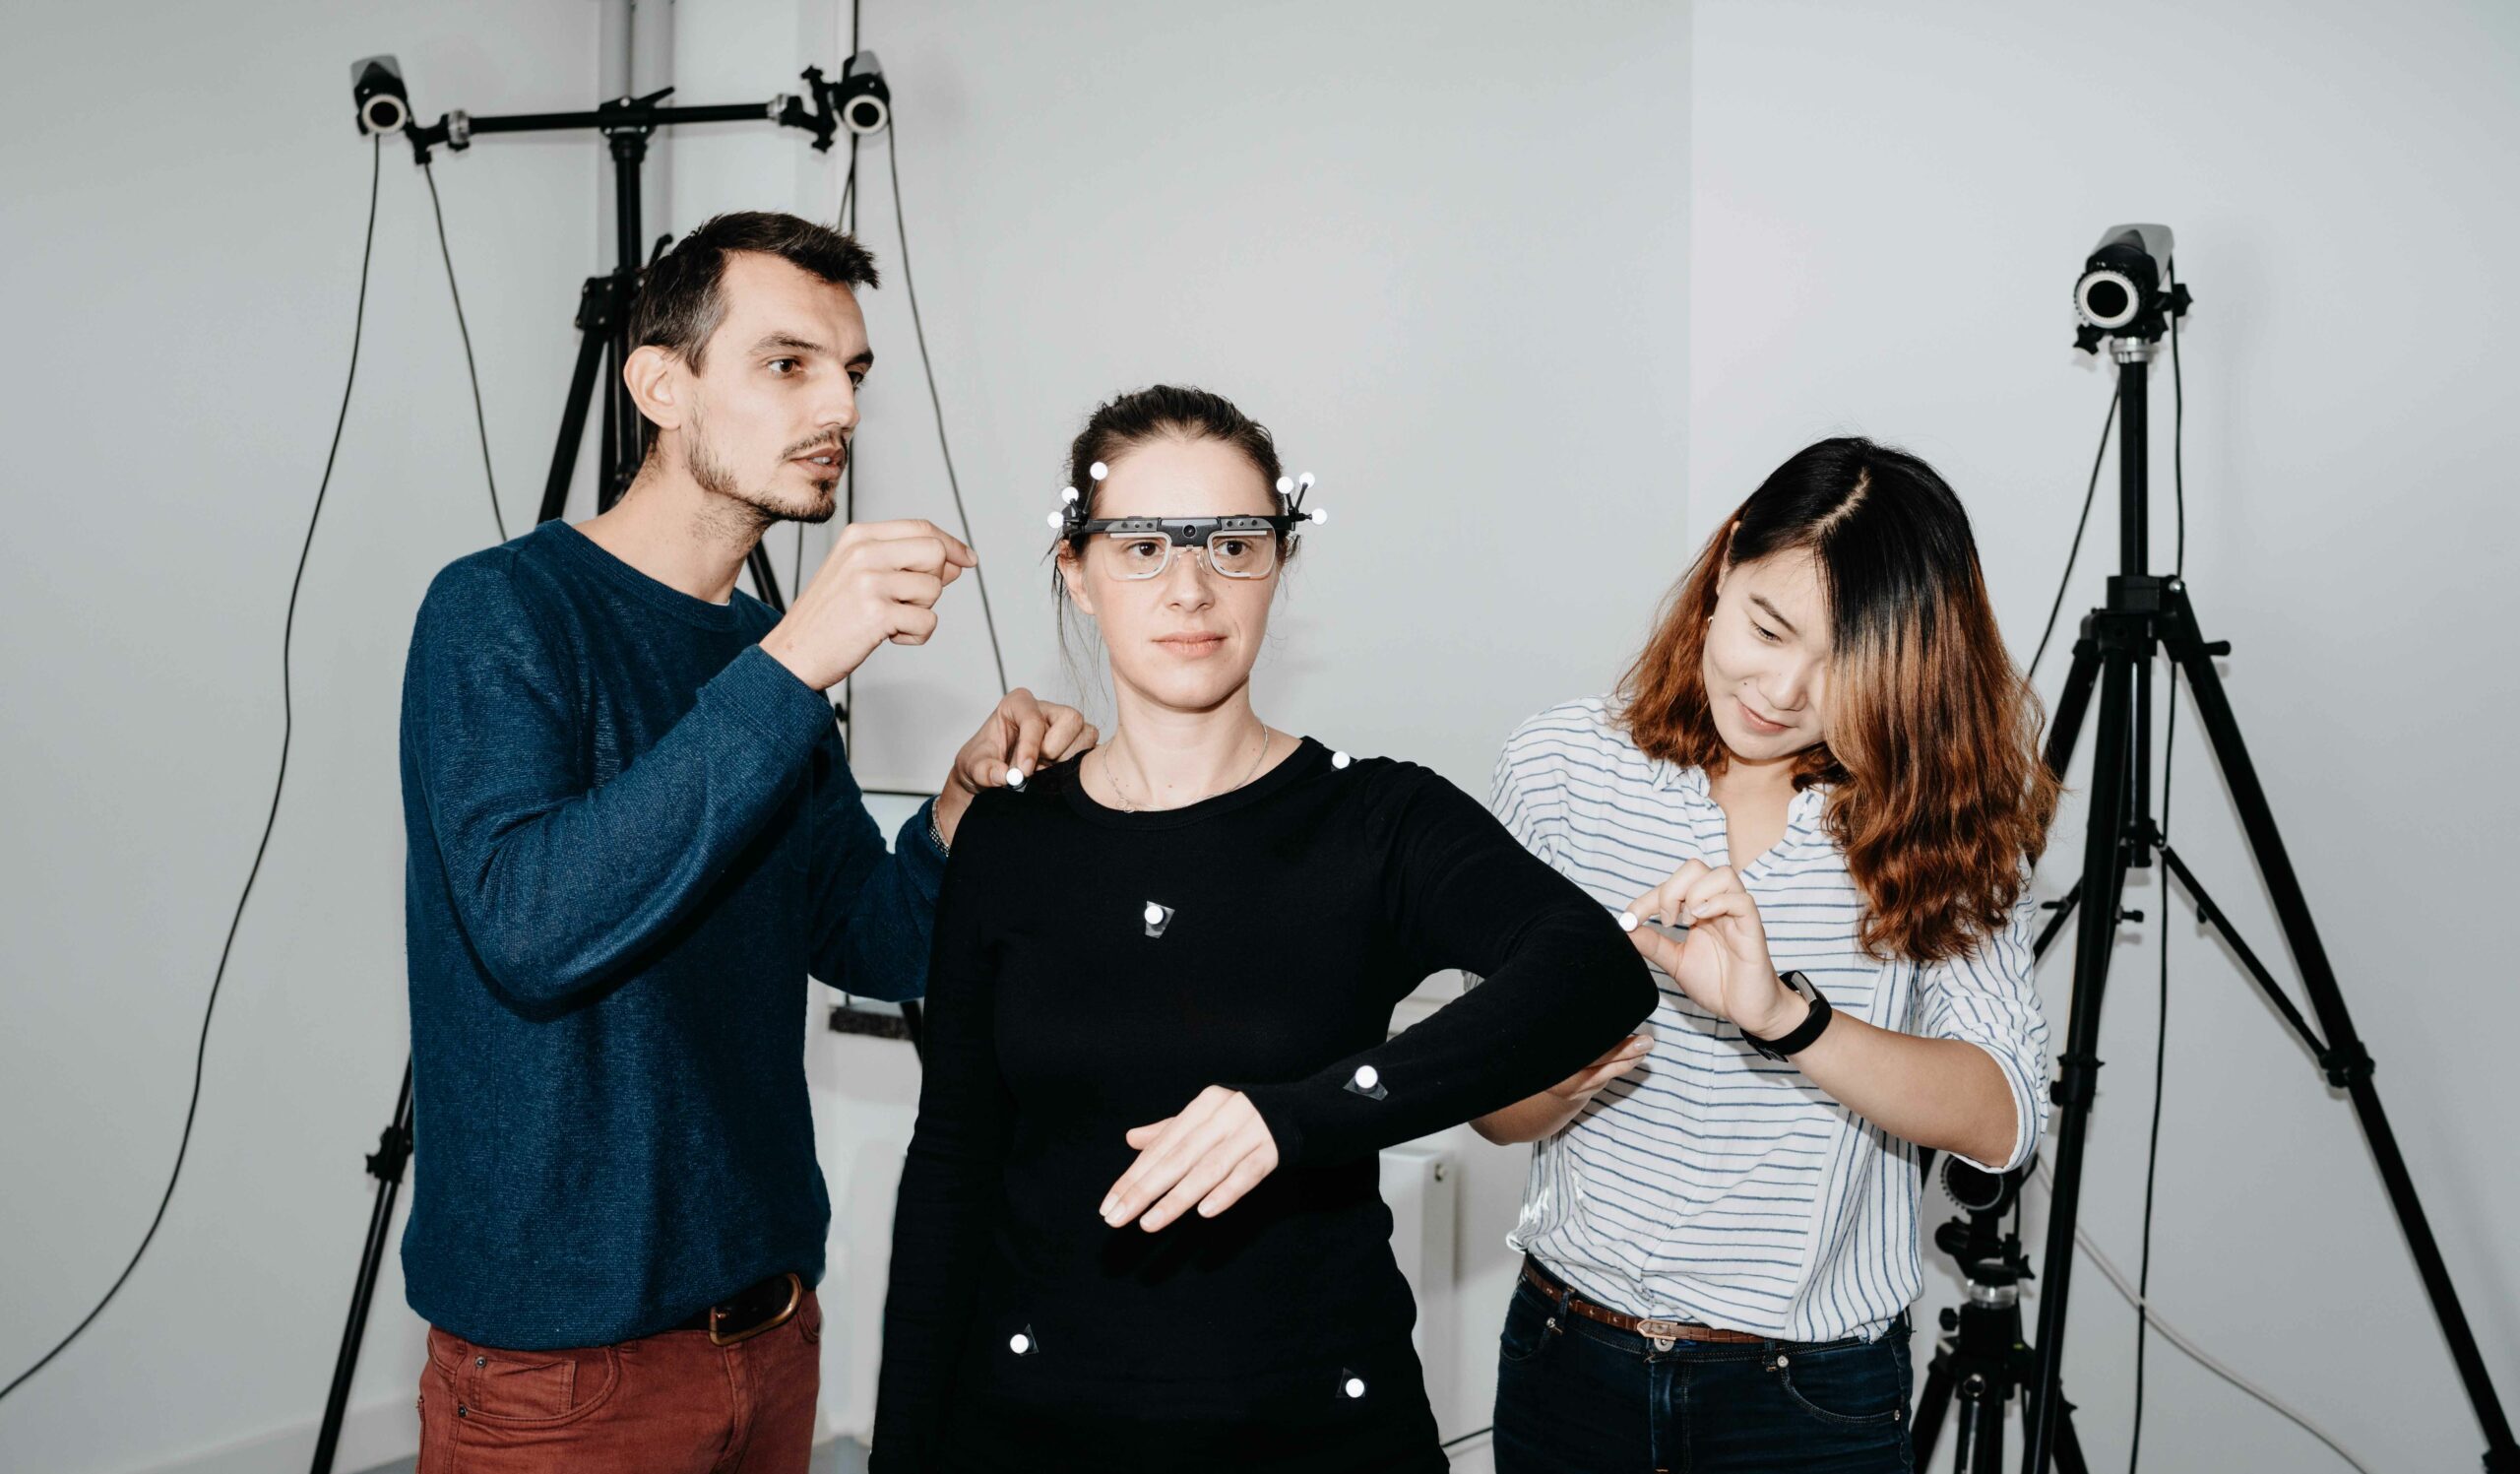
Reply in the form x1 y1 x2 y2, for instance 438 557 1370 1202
1620 437 2058 965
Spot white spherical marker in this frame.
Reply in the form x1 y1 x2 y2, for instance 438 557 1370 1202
1332 751 1352 770
1009 1333 1032 1355
1352 1065 1380 1092
1618 911 1640 932
1089 461 1108 481
1006 766 1026 789
1046 510 1065 529
1144 902 1166 927
1343 1376 1367 1399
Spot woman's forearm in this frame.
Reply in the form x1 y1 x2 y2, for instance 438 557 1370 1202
1778 1001 2020 1166
1471 1091 1584 1145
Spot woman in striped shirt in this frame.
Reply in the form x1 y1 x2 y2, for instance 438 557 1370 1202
1474 437 2058 1473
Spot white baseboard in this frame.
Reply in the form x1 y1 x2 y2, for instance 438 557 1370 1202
128 1396 416 1474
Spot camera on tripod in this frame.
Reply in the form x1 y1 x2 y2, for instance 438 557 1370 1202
2071 223 2191 352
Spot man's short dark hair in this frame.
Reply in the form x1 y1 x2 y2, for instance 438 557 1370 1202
629 211 880 372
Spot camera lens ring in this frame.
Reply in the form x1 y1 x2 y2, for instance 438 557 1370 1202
360 94 410 135
2075 268 2139 330
844 94 889 136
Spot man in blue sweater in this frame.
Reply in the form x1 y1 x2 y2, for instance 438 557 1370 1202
399 212 1091 1472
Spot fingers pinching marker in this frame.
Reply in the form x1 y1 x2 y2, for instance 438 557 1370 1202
1346 1063 1387 1101
1618 911 1640 932
1005 766 1026 788
1143 902 1174 938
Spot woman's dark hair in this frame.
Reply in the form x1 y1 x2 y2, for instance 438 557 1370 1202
628 211 879 372
1620 436 2060 964
1049 384 1290 593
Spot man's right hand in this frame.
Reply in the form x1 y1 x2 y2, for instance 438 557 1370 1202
760 520 977 691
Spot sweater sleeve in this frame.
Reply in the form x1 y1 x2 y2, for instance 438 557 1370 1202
1238 764 1656 1167
403 558 833 1008
870 797 1012 1470
802 703 949 1000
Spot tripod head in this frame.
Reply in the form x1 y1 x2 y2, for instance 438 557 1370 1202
1934 1156 2032 1289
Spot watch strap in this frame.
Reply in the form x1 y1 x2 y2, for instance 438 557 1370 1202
1744 971 1831 1059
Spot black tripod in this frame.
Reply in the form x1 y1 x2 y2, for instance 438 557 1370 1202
307 72 854 1474
1914 1159 2090 1474
2014 267 2517 1474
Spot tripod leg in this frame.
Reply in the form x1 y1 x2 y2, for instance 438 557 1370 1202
540 307 608 526
310 1060 414 1474
2023 647 2137 1474
2042 633 2102 778
746 544 788 612
2171 627 2519 1467
2051 1399 2092 1474
1913 1357 1954 1463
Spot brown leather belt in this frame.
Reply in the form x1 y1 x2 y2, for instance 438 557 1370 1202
1522 1256 1766 1346
670 1271 802 1346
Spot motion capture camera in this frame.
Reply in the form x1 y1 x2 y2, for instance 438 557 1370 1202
2072 223 2190 352
349 55 411 137
835 51 891 136
1940 1156 2022 1220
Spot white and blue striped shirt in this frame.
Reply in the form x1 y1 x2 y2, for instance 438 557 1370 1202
1491 697 2050 1342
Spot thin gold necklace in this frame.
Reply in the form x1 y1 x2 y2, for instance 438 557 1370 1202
1103 724 1273 812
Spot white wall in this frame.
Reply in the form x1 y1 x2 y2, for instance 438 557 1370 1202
30 4 2505 1473
669 0 1693 1452
1691 3 2520 1471
0 6 599 1472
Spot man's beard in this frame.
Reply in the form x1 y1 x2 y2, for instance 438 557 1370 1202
683 406 844 526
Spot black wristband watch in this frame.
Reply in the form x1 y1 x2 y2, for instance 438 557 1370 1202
1741 971 1832 1060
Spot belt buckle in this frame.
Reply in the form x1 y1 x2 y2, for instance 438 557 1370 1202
709 1272 802 1347
1637 1316 1688 1352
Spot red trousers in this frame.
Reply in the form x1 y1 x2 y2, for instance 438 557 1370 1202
415 1291 822 1473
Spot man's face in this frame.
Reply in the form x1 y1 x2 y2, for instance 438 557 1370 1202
674 252 872 526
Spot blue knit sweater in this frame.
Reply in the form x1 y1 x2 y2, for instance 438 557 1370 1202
398 520 944 1350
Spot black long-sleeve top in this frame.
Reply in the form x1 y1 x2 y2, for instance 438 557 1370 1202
872 738 1655 1464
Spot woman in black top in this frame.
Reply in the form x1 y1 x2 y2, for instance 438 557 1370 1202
872 386 1655 1472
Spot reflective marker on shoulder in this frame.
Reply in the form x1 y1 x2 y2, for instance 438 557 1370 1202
1618 911 1640 932
1331 751 1352 769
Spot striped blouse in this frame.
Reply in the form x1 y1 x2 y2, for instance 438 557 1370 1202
1489 697 2050 1342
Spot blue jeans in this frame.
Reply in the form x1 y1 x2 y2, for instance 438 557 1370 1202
1492 1272 1915 1473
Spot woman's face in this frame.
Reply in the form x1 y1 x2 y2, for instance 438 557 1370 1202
1703 546 1832 762
1059 435 1283 718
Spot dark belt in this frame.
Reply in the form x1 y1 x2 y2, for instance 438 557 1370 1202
671 1271 803 1346
1522 1256 1766 1347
